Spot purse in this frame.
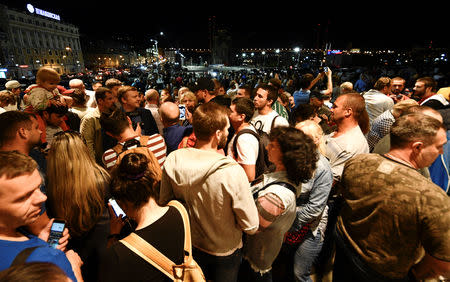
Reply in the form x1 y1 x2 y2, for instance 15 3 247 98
120 200 206 282
283 222 311 246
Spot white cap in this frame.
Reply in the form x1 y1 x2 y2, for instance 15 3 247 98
5 80 21 90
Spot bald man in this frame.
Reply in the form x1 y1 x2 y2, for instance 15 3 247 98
69 78 96 108
159 102 193 155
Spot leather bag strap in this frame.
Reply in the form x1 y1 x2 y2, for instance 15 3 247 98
167 200 193 264
120 232 175 280
119 200 193 280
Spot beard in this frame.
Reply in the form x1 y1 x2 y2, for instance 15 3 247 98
217 133 228 150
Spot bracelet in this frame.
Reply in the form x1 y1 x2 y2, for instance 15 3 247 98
107 234 120 240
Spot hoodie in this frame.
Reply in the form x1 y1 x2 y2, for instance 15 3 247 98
160 148 259 256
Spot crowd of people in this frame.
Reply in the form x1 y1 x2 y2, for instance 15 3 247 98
0 64 449 282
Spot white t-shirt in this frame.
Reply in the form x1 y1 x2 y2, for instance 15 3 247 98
85 90 97 108
227 125 259 165
324 125 369 182
69 106 94 119
250 110 289 135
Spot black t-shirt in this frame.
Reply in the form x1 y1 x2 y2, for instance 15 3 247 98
100 206 185 281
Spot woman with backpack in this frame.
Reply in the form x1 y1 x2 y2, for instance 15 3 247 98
241 126 318 282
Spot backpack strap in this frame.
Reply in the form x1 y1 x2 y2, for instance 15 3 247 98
252 181 297 199
232 128 260 160
270 114 280 131
10 246 40 266
112 136 149 156
139 135 150 147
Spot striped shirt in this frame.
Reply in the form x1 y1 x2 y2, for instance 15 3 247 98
102 135 167 169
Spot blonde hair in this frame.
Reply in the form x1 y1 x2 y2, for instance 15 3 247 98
180 91 198 105
295 120 327 156
339 82 353 94
178 87 190 96
373 77 391 91
46 131 110 237
36 67 60 84
391 99 419 118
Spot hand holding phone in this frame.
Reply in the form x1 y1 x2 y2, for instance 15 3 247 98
107 198 127 236
178 104 186 121
108 198 126 219
47 219 66 249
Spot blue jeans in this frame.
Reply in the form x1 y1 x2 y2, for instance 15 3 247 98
193 247 242 282
293 230 323 282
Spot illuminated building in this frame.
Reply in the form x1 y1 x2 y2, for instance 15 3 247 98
0 3 85 79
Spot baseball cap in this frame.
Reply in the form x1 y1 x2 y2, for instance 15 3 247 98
190 77 215 92
309 91 329 100
5 80 21 90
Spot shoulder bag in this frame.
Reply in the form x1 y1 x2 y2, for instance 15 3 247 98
119 200 205 282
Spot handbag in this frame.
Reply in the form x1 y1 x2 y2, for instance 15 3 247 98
120 200 206 282
283 223 311 246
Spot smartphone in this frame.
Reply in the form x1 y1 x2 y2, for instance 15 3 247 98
108 198 126 219
47 219 66 249
178 104 186 121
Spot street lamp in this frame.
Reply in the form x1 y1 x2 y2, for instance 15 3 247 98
149 32 164 65
294 47 301 67
261 51 266 67
276 49 280 67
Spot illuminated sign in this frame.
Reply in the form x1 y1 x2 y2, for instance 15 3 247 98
26 4 60 21
0 69 6 79
327 50 342 55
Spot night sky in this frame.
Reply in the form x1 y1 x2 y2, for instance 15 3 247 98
3 0 449 50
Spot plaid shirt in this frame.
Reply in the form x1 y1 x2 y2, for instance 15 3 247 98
367 110 395 152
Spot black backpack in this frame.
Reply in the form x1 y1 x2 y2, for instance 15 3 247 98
252 115 280 171
232 127 269 179
252 114 280 151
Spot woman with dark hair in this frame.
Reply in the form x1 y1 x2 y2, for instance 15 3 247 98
100 153 185 282
241 126 318 282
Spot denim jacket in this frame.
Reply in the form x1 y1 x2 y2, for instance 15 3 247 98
290 154 333 239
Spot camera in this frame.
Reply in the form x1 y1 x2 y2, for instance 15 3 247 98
319 66 329 73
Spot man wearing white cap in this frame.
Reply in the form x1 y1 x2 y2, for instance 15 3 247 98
5 80 24 111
